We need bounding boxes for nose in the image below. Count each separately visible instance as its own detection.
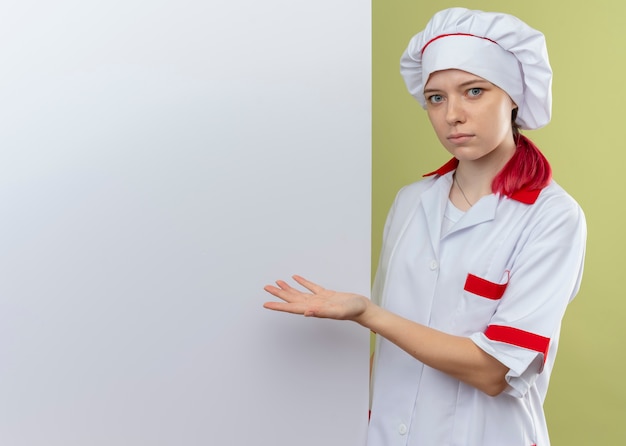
[445,97,466,125]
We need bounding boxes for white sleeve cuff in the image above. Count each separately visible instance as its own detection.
[470,332,544,398]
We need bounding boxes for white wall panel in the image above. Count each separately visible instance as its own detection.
[0,1,370,445]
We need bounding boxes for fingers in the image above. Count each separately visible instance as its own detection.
[263,284,291,301]
[263,276,321,301]
[262,276,344,320]
[262,301,308,315]
[292,275,324,294]
[262,276,323,315]
[263,280,301,299]
[275,280,292,291]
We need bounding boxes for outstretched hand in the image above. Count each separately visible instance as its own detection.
[263,275,369,321]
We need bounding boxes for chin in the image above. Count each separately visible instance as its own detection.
[446,147,484,161]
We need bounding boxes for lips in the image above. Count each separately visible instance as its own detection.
[447,133,474,144]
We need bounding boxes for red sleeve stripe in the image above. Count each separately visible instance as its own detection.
[485,325,550,361]
[464,273,508,300]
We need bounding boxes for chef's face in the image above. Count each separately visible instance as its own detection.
[423,69,517,163]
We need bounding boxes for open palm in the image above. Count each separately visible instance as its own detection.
[263,275,369,321]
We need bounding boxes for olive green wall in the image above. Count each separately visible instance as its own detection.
[373,1,626,444]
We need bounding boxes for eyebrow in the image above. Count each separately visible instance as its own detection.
[424,78,490,94]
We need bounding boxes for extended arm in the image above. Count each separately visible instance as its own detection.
[263,275,508,396]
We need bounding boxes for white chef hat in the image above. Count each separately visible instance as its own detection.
[400,7,552,130]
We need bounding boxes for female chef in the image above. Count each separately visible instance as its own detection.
[263,8,586,446]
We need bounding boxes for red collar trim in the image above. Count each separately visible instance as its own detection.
[422,158,543,205]
[508,188,542,205]
[423,158,458,177]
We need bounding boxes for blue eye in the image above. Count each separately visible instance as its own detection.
[428,94,444,104]
[468,87,482,97]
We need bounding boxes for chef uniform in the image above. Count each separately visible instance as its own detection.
[367,8,587,446]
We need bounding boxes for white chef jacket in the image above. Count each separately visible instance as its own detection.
[367,162,586,446]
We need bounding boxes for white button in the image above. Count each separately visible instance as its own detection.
[429,260,438,270]
[398,423,407,435]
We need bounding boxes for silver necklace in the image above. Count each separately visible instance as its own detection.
[454,174,473,207]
